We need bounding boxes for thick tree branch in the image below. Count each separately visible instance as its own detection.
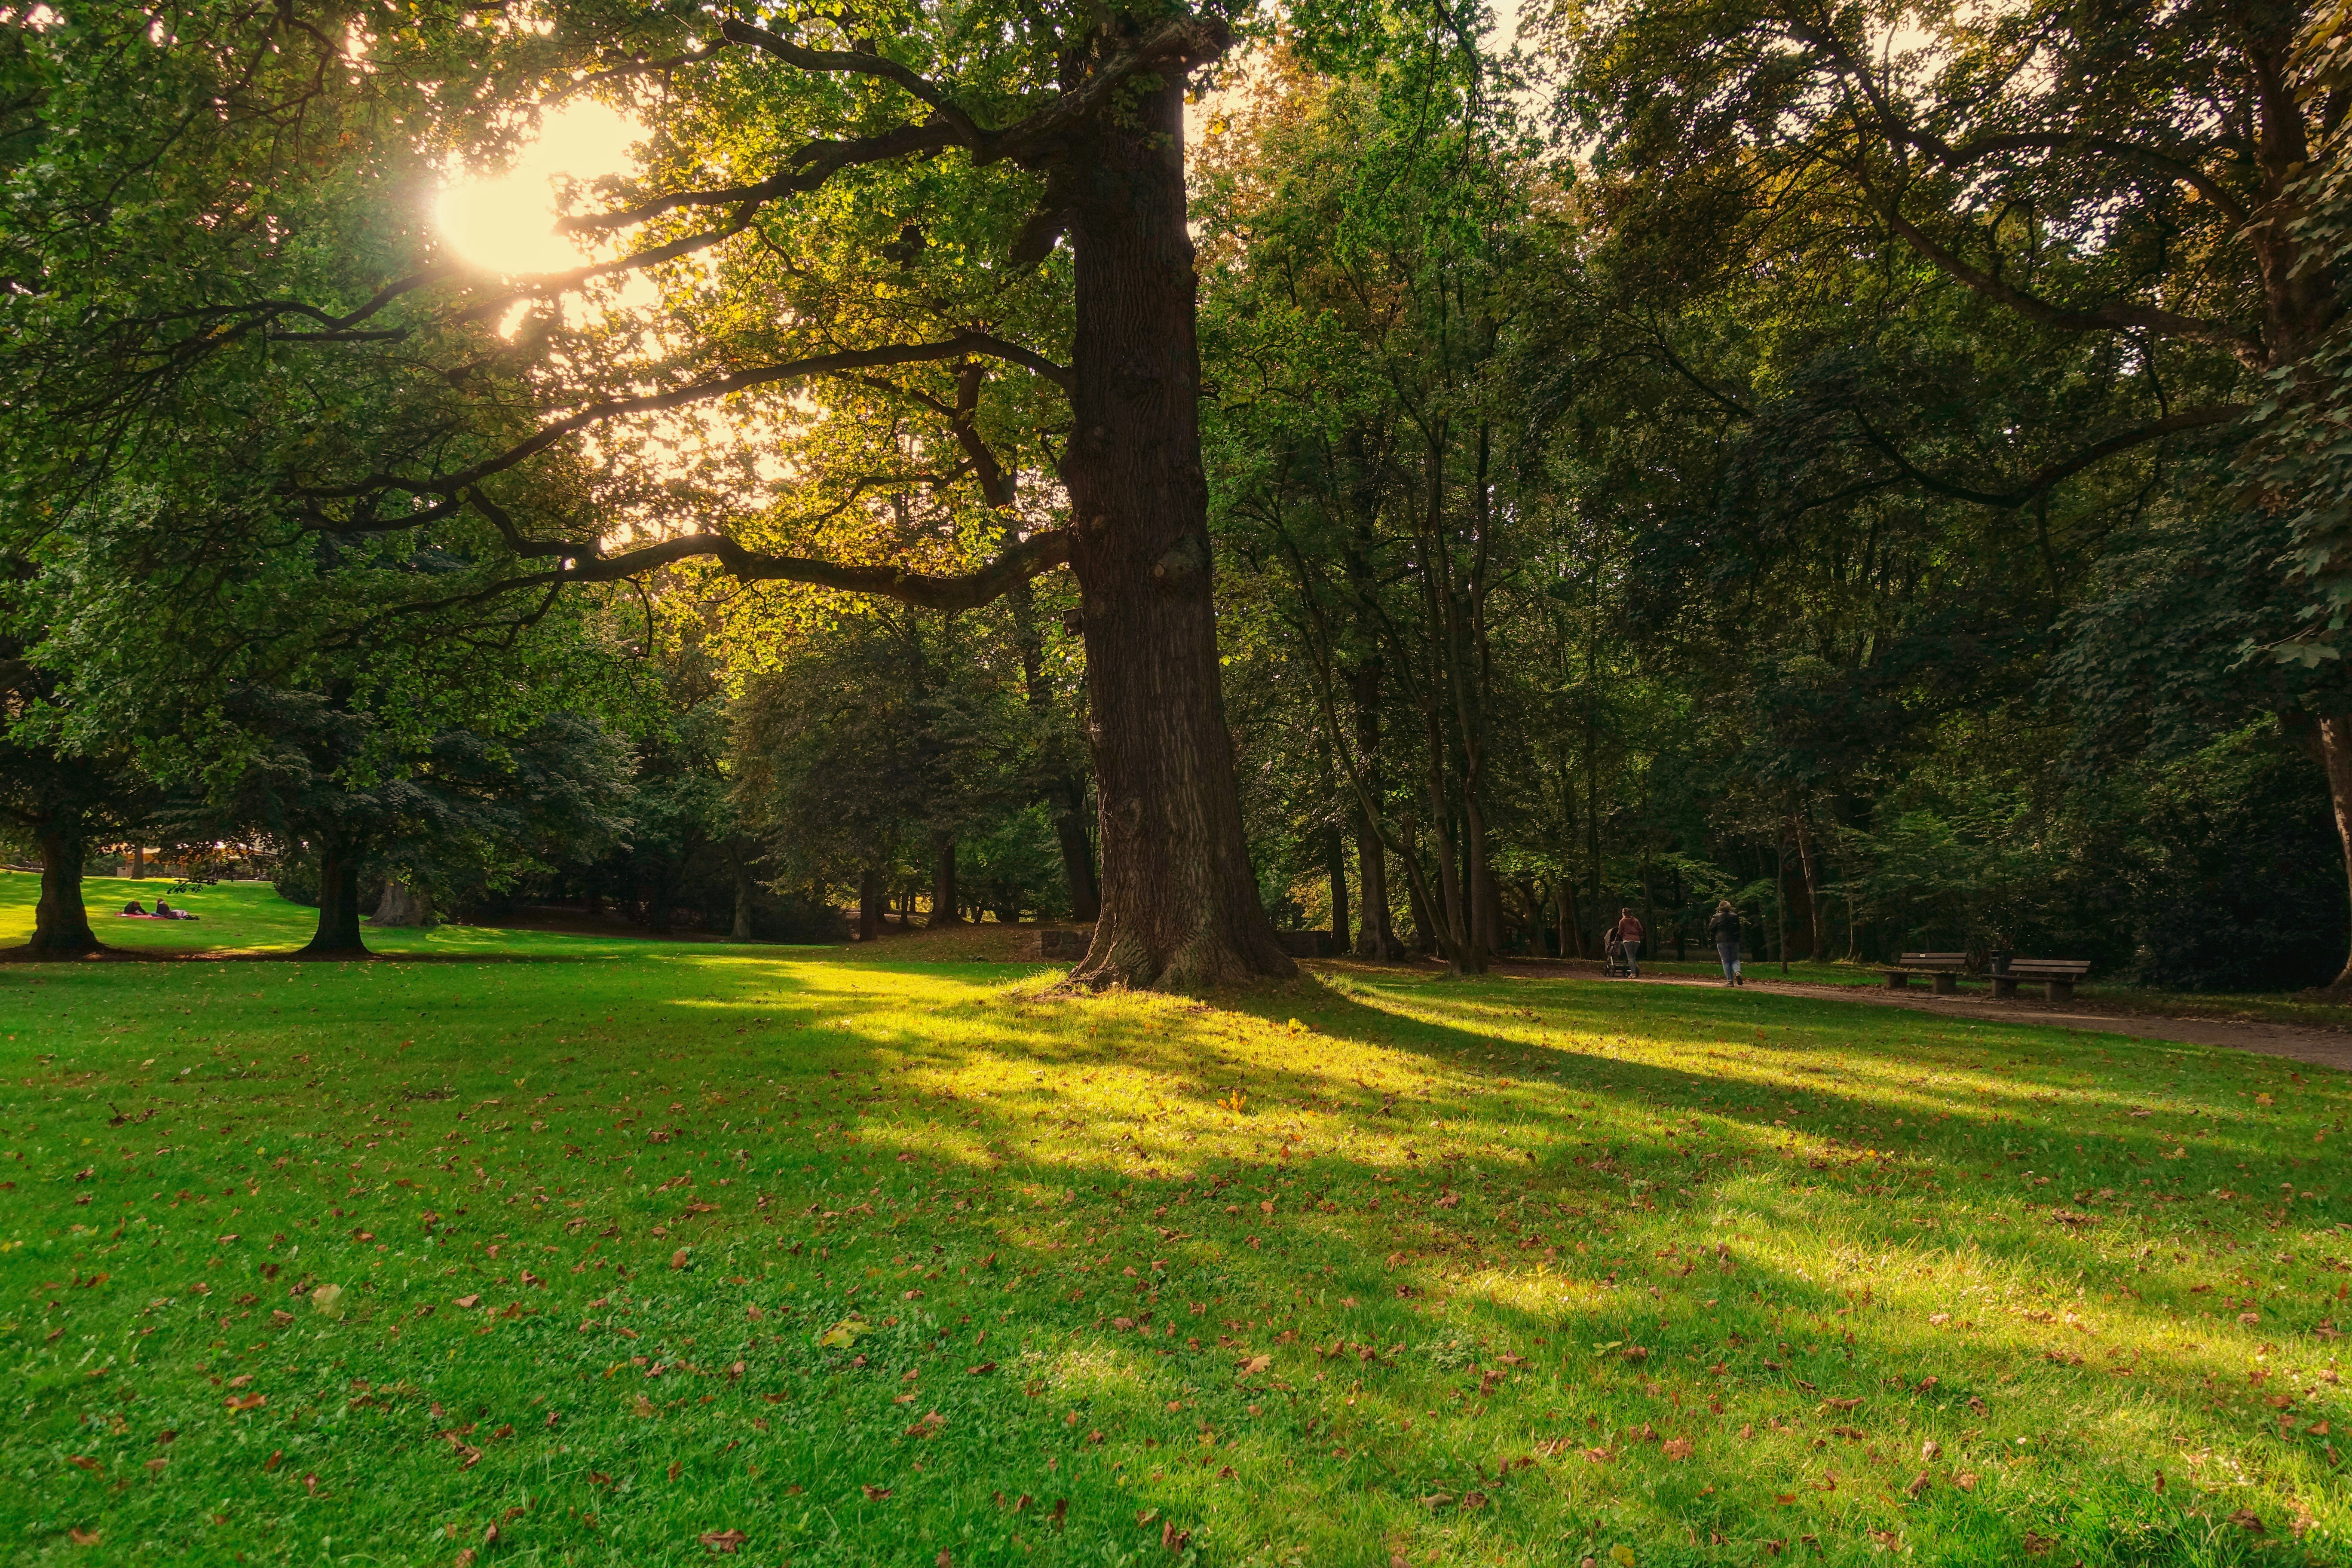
[490,522,1073,611]
[1851,403,2243,507]
[314,331,1069,499]
[559,10,1233,244]
[717,19,985,142]
[1911,131,2250,224]
[555,121,959,236]
[1878,206,2266,365]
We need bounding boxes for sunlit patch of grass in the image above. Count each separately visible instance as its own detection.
[0,872,2345,1564]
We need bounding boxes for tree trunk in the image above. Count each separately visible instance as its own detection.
[2320,715,2352,989]
[929,834,962,928]
[369,879,434,927]
[858,866,884,941]
[1323,821,1350,950]
[1793,813,1826,962]
[303,843,368,956]
[1060,70,1292,989]
[1052,797,1100,921]
[1355,805,1400,959]
[130,843,144,880]
[29,829,99,955]
[730,847,756,941]
[1348,664,1403,959]
[1774,832,1790,974]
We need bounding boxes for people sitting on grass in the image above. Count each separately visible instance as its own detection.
[151,899,198,921]
[120,900,147,916]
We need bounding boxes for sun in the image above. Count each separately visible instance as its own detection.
[436,101,641,276]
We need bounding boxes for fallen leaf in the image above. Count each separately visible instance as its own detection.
[1663,1438,1694,1460]
[863,1484,892,1501]
[699,1528,748,1553]
[1954,1472,1978,1491]
[2230,1509,2266,1534]
[1240,1355,1271,1376]
[454,1294,481,1309]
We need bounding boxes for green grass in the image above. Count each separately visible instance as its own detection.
[1613,952,2352,1031]
[6,873,2349,1566]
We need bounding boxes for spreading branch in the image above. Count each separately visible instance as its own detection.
[310,331,1069,499]
[1876,207,2266,366]
[464,493,1072,611]
[1850,403,2244,508]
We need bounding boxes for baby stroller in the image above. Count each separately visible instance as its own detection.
[1602,928,1634,978]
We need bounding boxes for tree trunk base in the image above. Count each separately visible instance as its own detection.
[1062,913,1296,992]
[31,833,100,957]
[302,847,370,957]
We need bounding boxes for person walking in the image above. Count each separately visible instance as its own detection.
[1708,899,1743,985]
[1613,908,1645,977]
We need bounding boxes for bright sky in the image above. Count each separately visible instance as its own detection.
[437,100,643,275]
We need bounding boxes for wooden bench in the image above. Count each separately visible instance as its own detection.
[1990,958,2091,1004]
[1881,952,1969,995]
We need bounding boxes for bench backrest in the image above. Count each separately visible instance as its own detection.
[1898,952,1967,968]
[2005,958,2091,977]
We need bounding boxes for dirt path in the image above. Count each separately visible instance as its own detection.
[1497,965,2352,1072]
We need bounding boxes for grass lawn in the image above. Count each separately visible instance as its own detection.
[5,873,2349,1566]
[1596,955,2352,1033]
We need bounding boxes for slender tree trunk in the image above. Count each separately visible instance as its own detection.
[1554,878,1578,962]
[1350,665,1401,959]
[2320,716,2352,989]
[29,830,99,955]
[1775,831,1790,974]
[730,846,756,941]
[130,844,144,881]
[1323,822,1350,949]
[1052,797,1100,921]
[859,866,884,942]
[1793,813,1826,962]
[929,834,962,928]
[1003,549,1101,923]
[1060,70,1291,988]
[303,842,367,956]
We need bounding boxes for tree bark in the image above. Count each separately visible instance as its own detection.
[1059,69,1292,989]
[2320,715,2352,989]
[1323,821,1350,951]
[130,844,144,880]
[1052,803,1100,922]
[929,834,962,927]
[730,845,756,941]
[369,879,434,927]
[1348,663,1403,959]
[1793,812,1826,962]
[859,865,884,942]
[303,842,368,956]
[29,829,99,955]
[1553,878,1576,962]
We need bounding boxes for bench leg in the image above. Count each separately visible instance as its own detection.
[1884,973,1908,990]
[1932,972,1957,996]
[1990,976,2018,1001]
[2046,980,2073,1004]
